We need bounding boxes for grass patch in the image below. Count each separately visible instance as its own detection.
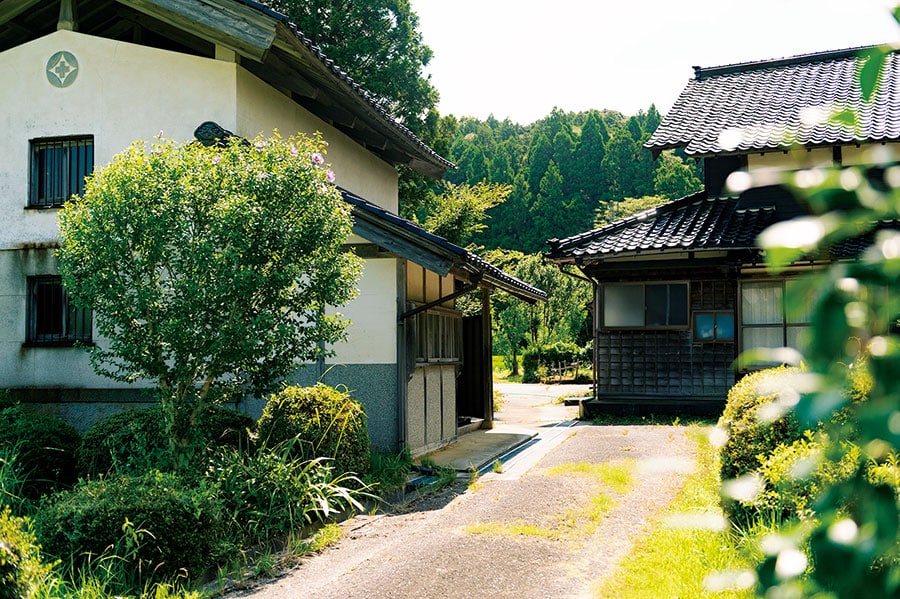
[464,520,558,539]
[589,413,717,426]
[545,461,634,494]
[290,522,343,555]
[466,460,635,542]
[592,428,754,599]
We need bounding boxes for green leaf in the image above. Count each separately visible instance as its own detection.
[858,47,888,103]
[831,108,858,128]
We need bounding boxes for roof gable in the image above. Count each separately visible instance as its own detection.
[0,0,452,177]
[646,45,900,157]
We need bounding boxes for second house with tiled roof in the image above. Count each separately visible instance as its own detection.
[545,46,900,412]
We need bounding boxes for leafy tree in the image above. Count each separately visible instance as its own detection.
[421,182,511,247]
[594,195,670,227]
[57,134,361,462]
[270,0,437,131]
[653,151,702,199]
[526,132,554,195]
[572,110,610,203]
[601,126,656,199]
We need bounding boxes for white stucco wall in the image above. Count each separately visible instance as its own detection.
[235,68,399,212]
[0,30,403,389]
[327,257,398,364]
[0,30,238,250]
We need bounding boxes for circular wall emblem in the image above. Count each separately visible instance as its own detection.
[46,51,79,87]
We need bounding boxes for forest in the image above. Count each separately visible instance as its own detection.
[268,0,705,369]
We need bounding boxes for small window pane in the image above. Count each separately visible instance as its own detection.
[27,276,91,345]
[742,326,782,350]
[716,313,735,340]
[647,284,688,326]
[742,282,782,325]
[784,279,813,324]
[695,313,715,340]
[604,285,643,327]
[786,325,808,350]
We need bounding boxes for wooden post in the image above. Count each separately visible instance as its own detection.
[58,0,76,31]
[481,286,493,429]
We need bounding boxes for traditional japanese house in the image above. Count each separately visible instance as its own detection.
[0,0,544,455]
[545,46,900,412]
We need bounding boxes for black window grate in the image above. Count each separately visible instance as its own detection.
[29,136,94,207]
[27,276,92,345]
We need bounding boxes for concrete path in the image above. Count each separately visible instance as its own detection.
[226,384,696,599]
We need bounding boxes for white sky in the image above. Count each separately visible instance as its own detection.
[409,0,900,124]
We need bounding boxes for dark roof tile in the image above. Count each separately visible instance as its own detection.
[647,46,900,156]
[545,192,778,262]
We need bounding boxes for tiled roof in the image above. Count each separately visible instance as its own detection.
[545,192,776,263]
[235,0,454,176]
[646,46,900,156]
[343,191,547,303]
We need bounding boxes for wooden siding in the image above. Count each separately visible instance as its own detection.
[595,276,738,400]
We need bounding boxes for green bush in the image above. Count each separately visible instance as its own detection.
[749,434,861,523]
[77,404,254,478]
[207,443,364,545]
[521,341,584,383]
[0,507,53,599]
[0,404,80,497]
[718,367,805,482]
[35,471,224,580]
[257,384,370,476]
[522,350,540,383]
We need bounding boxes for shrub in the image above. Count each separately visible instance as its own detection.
[257,384,370,476]
[522,350,540,383]
[35,471,224,580]
[751,434,862,523]
[0,404,80,497]
[718,367,805,482]
[77,404,254,478]
[208,442,364,545]
[0,507,53,599]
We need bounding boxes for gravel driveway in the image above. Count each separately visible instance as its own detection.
[227,385,697,599]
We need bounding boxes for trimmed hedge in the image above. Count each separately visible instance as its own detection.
[257,384,370,476]
[77,404,254,478]
[35,471,224,579]
[0,404,80,497]
[718,367,805,481]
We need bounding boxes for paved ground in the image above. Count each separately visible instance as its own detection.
[226,383,696,599]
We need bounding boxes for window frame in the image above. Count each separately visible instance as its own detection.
[739,278,811,352]
[692,310,735,342]
[25,275,92,347]
[411,306,462,365]
[601,281,690,330]
[28,135,94,209]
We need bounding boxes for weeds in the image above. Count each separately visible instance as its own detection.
[592,427,753,598]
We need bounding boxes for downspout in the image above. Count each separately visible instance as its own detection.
[555,263,599,402]
[395,260,408,451]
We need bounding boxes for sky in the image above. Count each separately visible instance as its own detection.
[408,0,900,125]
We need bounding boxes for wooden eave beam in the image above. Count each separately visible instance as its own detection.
[114,0,276,62]
[121,10,214,55]
[0,0,43,27]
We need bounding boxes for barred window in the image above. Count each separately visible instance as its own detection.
[413,309,462,363]
[29,136,94,207]
[27,276,92,345]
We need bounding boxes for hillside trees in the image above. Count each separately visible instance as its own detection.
[438,107,701,253]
